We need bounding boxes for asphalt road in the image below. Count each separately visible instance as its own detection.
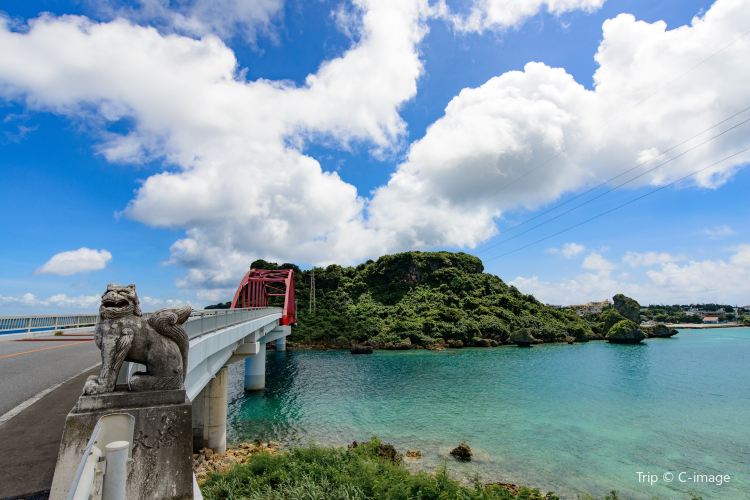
[0,367,99,499]
[0,336,100,416]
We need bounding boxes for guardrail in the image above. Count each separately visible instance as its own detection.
[0,314,98,335]
[183,307,282,340]
[0,307,281,337]
[68,413,134,500]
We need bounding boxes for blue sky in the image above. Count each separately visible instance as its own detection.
[1,0,749,312]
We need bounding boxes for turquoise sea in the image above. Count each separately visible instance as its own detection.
[224,328,750,499]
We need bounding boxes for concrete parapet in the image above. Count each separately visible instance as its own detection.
[50,389,193,500]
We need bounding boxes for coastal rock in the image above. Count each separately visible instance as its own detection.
[350,344,374,354]
[450,442,472,462]
[405,449,422,459]
[565,336,575,344]
[613,293,641,323]
[375,442,402,463]
[509,328,536,347]
[447,339,464,348]
[193,441,279,484]
[382,341,412,350]
[645,324,678,338]
[349,440,402,463]
[472,337,497,347]
[606,319,646,344]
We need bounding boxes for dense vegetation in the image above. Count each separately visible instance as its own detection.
[200,438,562,500]
[264,252,595,348]
[638,304,746,324]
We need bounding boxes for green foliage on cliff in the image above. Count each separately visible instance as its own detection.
[274,251,593,347]
[200,438,559,500]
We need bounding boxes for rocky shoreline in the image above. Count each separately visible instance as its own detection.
[193,439,527,496]
[193,440,281,483]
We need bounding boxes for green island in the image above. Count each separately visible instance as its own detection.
[210,251,704,348]
[256,251,595,348]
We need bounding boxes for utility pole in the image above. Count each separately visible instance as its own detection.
[309,270,316,314]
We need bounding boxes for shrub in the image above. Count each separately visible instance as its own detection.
[200,439,558,500]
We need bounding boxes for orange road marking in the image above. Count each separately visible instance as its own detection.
[0,341,91,361]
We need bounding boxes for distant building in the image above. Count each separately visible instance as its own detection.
[572,299,612,316]
[703,316,720,324]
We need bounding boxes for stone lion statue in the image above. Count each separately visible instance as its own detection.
[83,284,191,395]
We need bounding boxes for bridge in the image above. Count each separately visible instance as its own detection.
[0,267,297,499]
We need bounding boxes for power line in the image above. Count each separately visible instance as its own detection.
[473,28,750,231]
[477,112,750,252]
[483,144,750,262]
[483,104,750,242]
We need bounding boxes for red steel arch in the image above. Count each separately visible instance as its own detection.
[231,268,296,325]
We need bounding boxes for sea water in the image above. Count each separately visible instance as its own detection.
[225,328,750,499]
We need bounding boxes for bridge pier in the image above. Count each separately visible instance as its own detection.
[206,367,228,453]
[244,342,266,391]
[275,336,287,351]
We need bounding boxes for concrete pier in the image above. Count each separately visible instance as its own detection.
[244,342,266,391]
[275,336,287,351]
[206,367,228,453]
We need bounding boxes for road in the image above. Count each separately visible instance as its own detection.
[0,335,101,498]
[0,335,100,416]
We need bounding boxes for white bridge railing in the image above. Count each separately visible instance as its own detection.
[68,413,135,500]
[0,307,280,337]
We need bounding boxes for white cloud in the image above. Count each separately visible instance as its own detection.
[441,0,605,33]
[90,0,284,45]
[370,0,750,257]
[622,251,677,268]
[548,242,585,257]
[582,251,615,273]
[0,292,189,313]
[0,292,101,310]
[1,0,749,296]
[513,245,750,305]
[702,224,735,239]
[36,248,112,276]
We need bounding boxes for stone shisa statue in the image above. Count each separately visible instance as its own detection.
[83,284,191,394]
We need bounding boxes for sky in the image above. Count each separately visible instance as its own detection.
[1,0,749,312]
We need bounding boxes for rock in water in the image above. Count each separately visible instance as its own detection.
[645,324,678,338]
[450,442,472,462]
[350,345,373,354]
[405,449,422,459]
[509,328,536,347]
[606,319,646,344]
[613,293,641,323]
[375,442,402,463]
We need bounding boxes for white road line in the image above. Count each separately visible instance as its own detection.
[0,362,101,427]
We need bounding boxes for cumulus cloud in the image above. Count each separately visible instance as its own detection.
[373,0,750,254]
[1,0,749,297]
[0,1,427,291]
[90,0,284,45]
[0,292,188,313]
[36,248,112,276]
[0,292,101,310]
[440,0,605,33]
[513,245,750,305]
[548,242,585,257]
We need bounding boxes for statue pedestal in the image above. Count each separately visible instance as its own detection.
[50,389,193,500]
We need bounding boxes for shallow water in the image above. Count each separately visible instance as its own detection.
[225,328,750,499]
